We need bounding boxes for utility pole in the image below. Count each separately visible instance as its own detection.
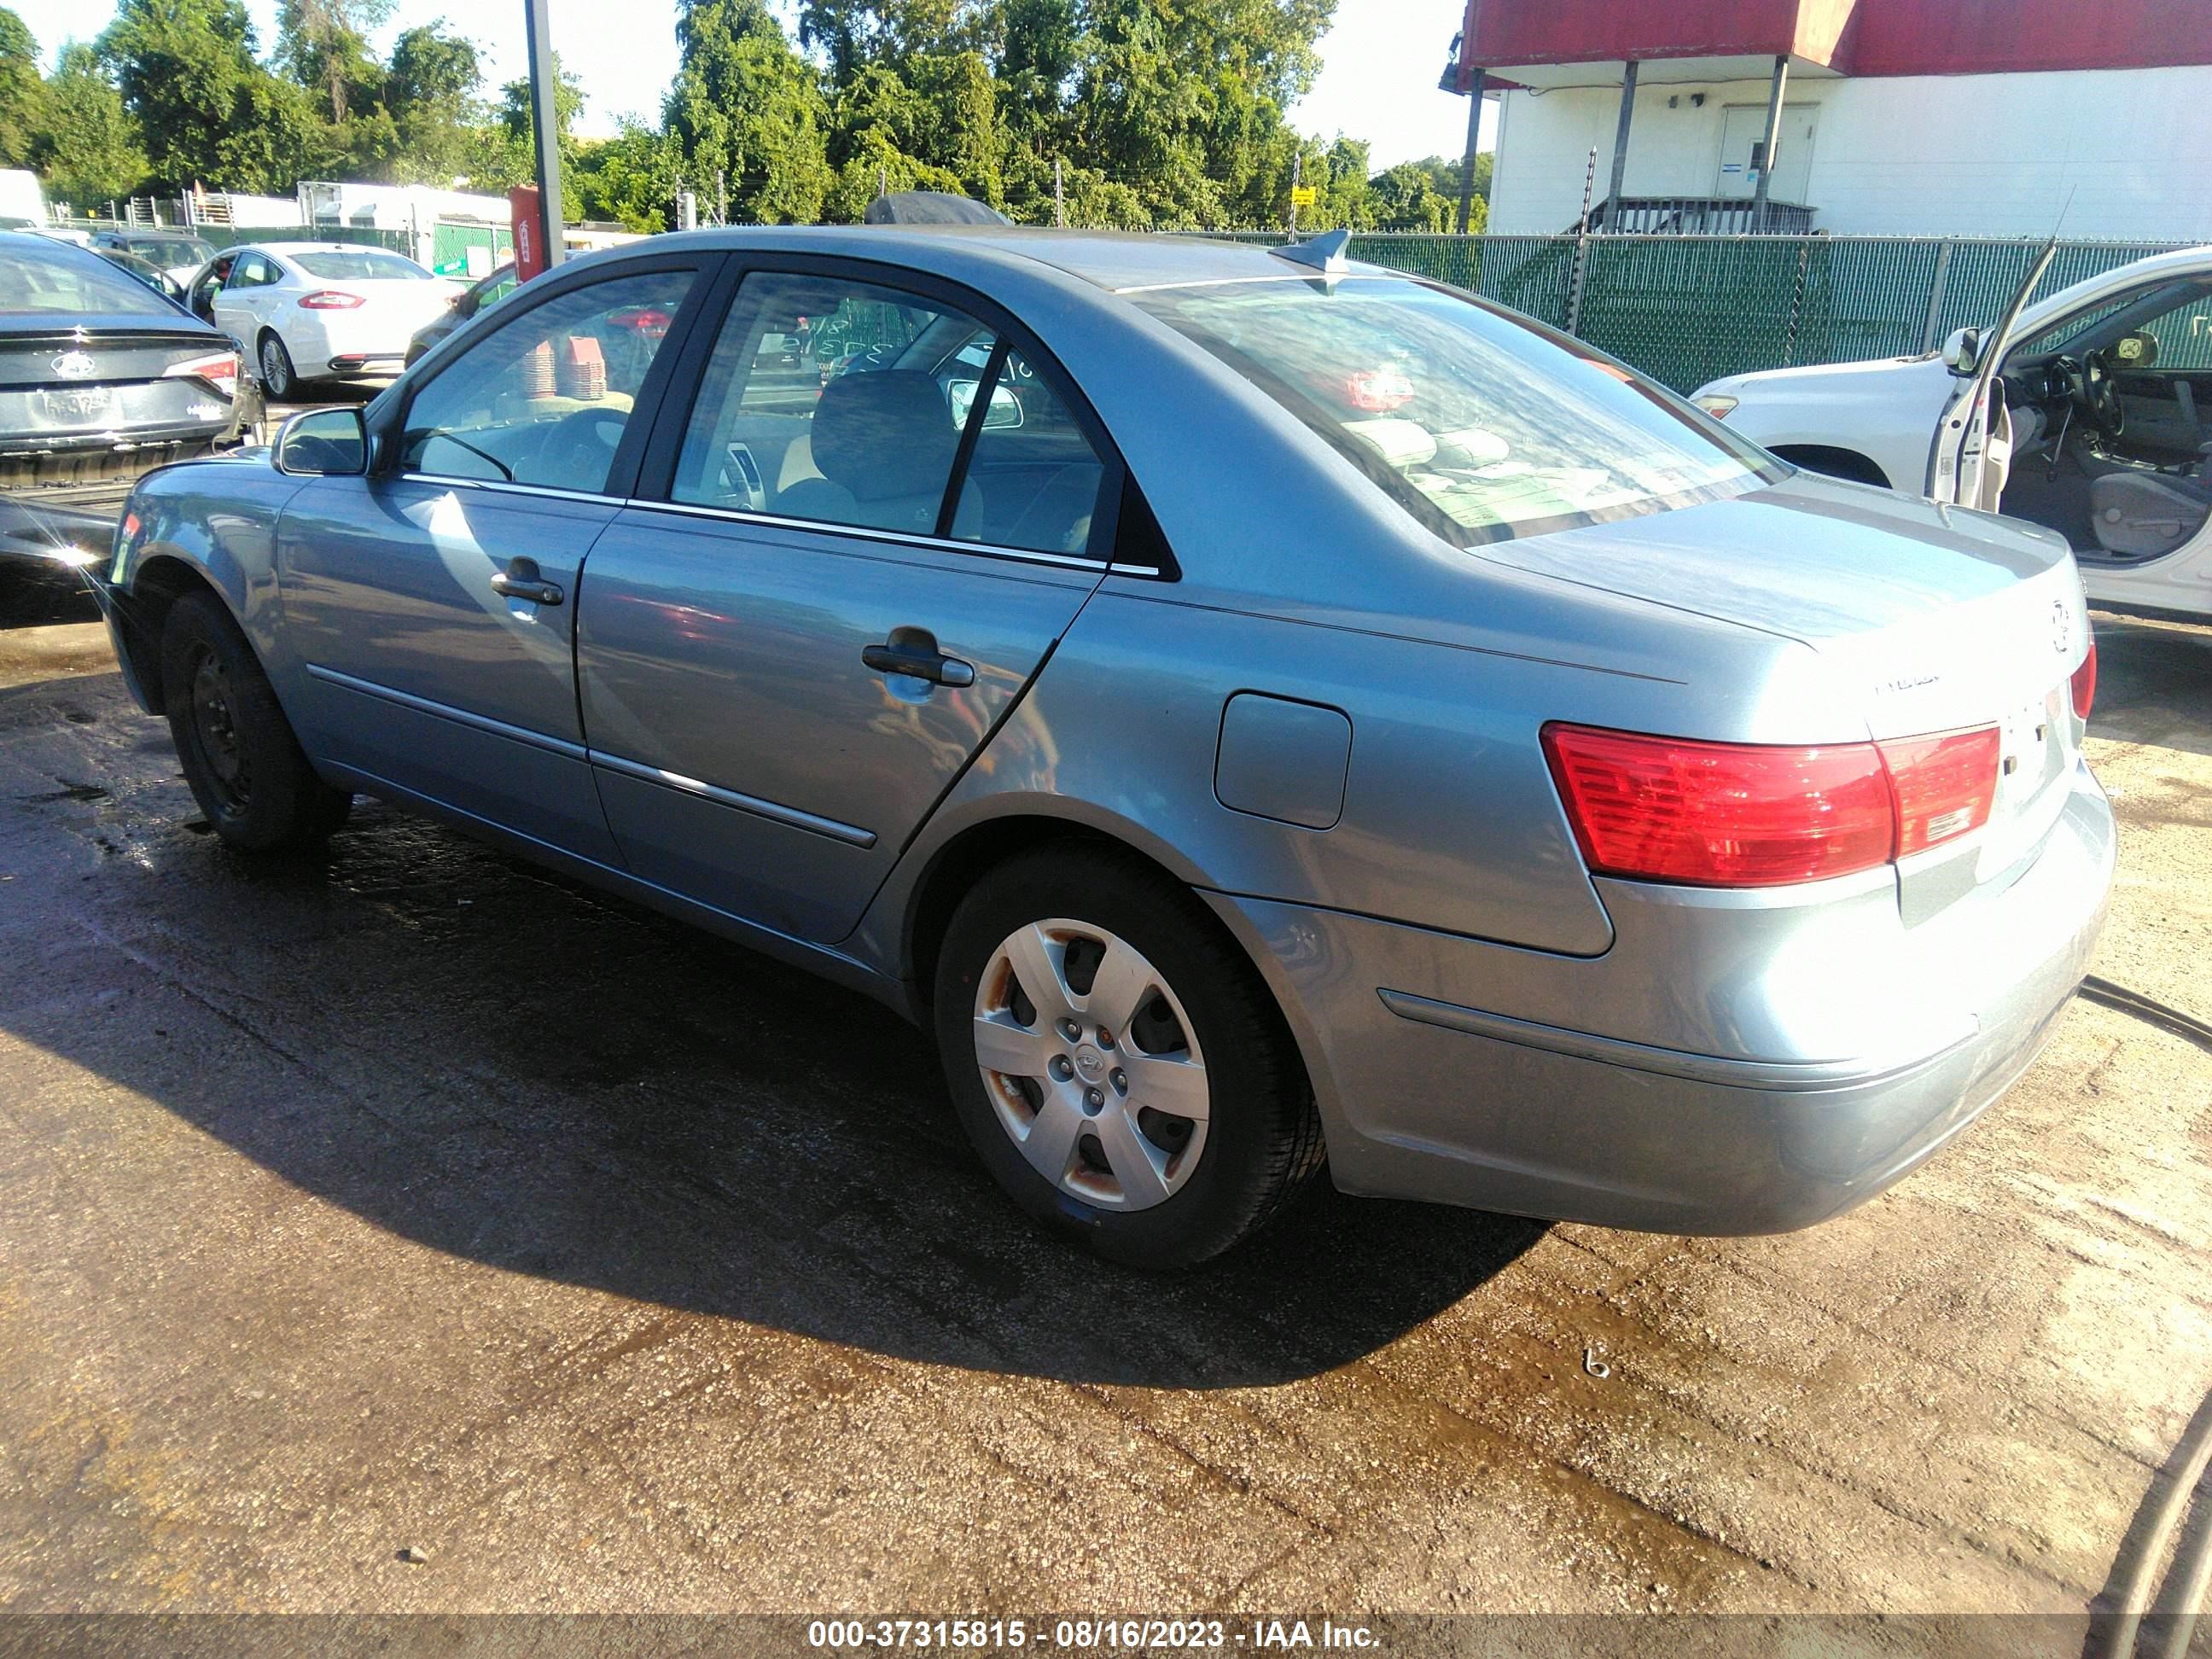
[716,169,728,227]
[1289,151,1301,238]
[1452,0,1487,236]
[1605,60,1639,231]
[1749,54,1791,232]
[1054,158,1065,228]
[522,0,564,270]
[1455,71,1487,235]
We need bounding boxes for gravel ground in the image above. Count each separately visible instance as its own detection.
[0,604,2205,1632]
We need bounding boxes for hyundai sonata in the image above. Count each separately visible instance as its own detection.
[100,224,2113,1269]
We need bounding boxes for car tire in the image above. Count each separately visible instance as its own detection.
[257,332,297,402]
[932,845,1325,1270]
[160,591,352,852]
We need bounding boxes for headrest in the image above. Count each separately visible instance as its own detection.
[812,370,958,501]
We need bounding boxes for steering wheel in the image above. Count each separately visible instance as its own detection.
[2074,350,2125,439]
[537,408,629,486]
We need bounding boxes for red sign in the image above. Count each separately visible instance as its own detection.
[510,186,544,283]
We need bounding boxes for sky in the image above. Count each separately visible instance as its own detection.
[13,0,1495,164]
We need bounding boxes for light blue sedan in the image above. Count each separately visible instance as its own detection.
[100,226,2114,1269]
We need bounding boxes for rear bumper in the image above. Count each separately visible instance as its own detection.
[1218,760,2115,1234]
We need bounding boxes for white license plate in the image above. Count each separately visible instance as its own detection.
[40,386,113,424]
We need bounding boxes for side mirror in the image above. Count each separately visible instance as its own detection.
[275,406,368,477]
[1941,327,1983,376]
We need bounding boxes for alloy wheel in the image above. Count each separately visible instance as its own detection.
[971,918,1210,1212]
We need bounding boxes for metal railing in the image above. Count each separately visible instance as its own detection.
[1586,196,1817,236]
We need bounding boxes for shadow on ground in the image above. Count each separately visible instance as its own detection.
[1,672,1543,1389]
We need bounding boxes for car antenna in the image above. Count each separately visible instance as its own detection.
[1272,229,1353,282]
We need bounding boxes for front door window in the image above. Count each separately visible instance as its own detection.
[399,271,695,494]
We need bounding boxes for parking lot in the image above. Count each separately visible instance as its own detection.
[0,546,2203,1625]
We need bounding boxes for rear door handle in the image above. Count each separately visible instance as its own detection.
[863,640,975,688]
[490,556,563,606]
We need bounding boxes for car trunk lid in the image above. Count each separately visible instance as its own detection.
[1486,470,2092,902]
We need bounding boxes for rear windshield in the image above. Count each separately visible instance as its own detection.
[290,249,433,281]
[1132,276,1783,546]
[131,236,214,265]
[0,240,180,316]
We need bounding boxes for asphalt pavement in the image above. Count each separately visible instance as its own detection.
[0,602,2206,1627]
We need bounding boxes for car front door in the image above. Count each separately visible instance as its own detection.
[574,262,1122,945]
[212,251,273,343]
[189,253,235,327]
[1928,243,2056,509]
[275,256,714,864]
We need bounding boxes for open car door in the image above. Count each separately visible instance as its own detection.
[1926,242,2058,509]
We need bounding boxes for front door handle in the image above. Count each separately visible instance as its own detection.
[863,639,975,688]
[490,556,563,606]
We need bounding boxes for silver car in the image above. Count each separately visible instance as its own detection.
[100,227,2114,1270]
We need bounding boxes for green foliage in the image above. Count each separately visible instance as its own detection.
[33,43,151,209]
[20,0,1492,244]
[1369,160,1454,232]
[97,0,319,194]
[573,120,683,232]
[0,6,44,167]
[382,23,486,185]
[276,0,392,125]
[665,0,832,224]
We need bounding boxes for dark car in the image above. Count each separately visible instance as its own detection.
[96,247,189,304]
[404,261,516,366]
[0,230,261,569]
[90,228,219,286]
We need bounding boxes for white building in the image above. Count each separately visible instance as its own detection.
[1444,0,2212,241]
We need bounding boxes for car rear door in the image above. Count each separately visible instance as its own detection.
[574,258,1122,945]
[275,254,717,863]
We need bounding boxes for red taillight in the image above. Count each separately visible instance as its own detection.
[2071,637,2097,721]
[1543,721,2001,888]
[162,350,238,399]
[1879,727,2002,857]
[298,289,365,309]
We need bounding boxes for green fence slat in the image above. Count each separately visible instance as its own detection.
[1310,232,2201,393]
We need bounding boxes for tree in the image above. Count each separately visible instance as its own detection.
[98,0,320,194]
[383,22,486,184]
[32,44,150,210]
[1369,160,1455,233]
[0,7,43,167]
[276,0,393,124]
[573,119,681,230]
[664,0,831,224]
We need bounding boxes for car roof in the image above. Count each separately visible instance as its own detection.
[640,224,1385,296]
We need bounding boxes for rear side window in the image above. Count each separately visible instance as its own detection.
[1134,276,1783,547]
[672,271,1110,556]
[0,241,178,316]
[399,270,695,492]
[293,249,433,282]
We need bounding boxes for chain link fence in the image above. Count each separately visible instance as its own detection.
[1195,231,2204,393]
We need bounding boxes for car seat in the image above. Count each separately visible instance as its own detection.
[776,370,958,535]
[2087,442,2212,559]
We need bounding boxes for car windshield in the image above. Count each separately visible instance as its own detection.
[1132,276,1783,546]
[0,239,181,316]
[290,249,433,281]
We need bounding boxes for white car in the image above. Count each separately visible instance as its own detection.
[188,242,457,399]
[1696,244,2212,623]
